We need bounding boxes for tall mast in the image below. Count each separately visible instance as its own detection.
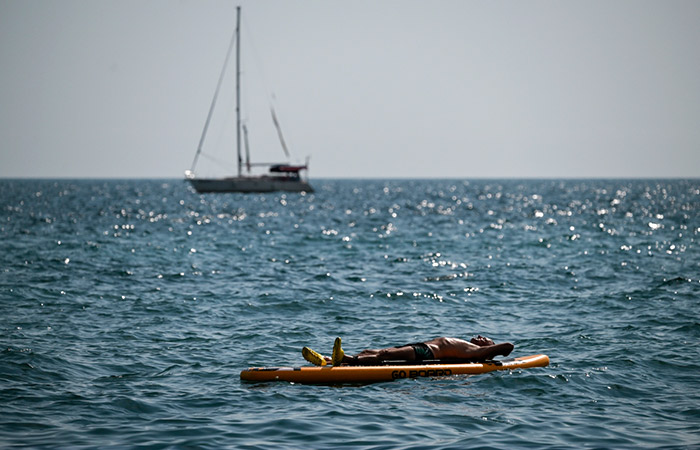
[235,6,242,177]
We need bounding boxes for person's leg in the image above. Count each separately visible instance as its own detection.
[349,345,416,365]
[306,339,413,366]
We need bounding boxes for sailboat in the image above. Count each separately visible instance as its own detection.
[185,6,313,193]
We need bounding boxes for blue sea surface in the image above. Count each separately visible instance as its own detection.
[1,179,699,448]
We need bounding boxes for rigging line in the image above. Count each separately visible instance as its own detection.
[241,15,274,105]
[190,20,238,173]
[241,14,294,160]
[270,107,290,158]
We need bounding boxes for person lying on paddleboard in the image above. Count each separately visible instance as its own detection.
[302,336,514,366]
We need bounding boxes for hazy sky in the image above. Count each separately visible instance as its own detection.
[1,0,699,179]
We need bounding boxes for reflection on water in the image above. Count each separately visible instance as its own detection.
[1,179,699,448]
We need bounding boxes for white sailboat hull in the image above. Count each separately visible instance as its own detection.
[188,176,313,193]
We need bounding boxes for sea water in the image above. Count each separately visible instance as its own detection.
[1,179,698,448]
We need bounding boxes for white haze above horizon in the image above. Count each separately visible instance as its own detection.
[1,0,699,179]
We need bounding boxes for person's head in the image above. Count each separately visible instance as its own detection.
[470,335,495,347]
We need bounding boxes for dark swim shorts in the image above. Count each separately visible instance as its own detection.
[409,342,435,361]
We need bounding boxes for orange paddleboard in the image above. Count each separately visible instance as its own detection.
[241,354,549,384]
